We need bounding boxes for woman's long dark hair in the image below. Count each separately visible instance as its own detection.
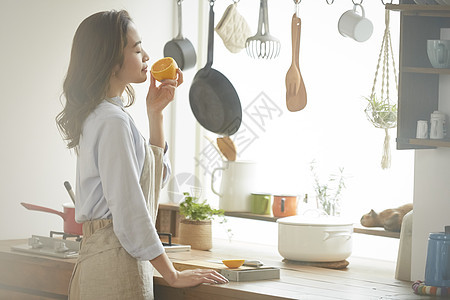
[56,10,135,151]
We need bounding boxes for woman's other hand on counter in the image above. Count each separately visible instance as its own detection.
[169,269,229,288]
[151,252,228,288]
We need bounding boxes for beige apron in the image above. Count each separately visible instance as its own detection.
[68,144,165,300]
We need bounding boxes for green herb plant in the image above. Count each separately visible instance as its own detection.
[310,161,346,217]
[179,192,224,221]
[179,192,233,241]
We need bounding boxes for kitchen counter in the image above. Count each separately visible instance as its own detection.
[0,238,419,299]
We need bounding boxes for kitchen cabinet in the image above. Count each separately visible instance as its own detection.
[386,1,450,149]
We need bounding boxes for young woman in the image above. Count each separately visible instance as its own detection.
[56,10,228,299]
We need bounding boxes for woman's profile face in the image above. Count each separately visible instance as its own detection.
[114,23,150,85]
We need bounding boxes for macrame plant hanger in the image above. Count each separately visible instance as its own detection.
[365,9,398,170]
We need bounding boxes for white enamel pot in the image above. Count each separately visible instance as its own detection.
[277,216,353,262]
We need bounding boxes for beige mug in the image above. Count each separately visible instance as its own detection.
[338,4,373,42]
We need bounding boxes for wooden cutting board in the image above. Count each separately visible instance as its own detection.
[281,259,349,270]
[172,260,280,281]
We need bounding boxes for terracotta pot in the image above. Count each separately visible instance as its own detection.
[179,219,212,250]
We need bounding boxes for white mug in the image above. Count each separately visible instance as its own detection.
[338,4,373,42]
[416,120,428,139]
[430,111,446,139]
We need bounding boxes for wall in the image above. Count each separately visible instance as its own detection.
[411,74,450,281]
[0,0,180,239]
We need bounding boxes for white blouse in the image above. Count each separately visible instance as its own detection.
[75,97,169,261]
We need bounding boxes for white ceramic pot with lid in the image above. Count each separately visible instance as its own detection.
[277,215,353,262]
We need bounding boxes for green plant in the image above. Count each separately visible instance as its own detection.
[364,93,397,129]
[310,161,346,216]
[364,93,397,169]
[179,192,233,241]
[179,192,224,221]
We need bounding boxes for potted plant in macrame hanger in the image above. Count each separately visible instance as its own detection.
[364,9,398,170]
[178,192,224,251]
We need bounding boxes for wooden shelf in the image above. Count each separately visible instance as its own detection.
[159,205,399,238]
[386,4,450,17]
[409,138,450,147]
[224,211,278,222]
[224,212,400,238]
[403,66,450,74]
[353,225,400,239]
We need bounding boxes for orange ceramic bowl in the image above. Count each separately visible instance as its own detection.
[222,259,245,269]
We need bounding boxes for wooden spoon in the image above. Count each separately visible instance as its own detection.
[203,135,225,161]
[285,13,307,112]
[217,137,236,161]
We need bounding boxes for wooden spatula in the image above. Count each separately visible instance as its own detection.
[217,137,236,161]
[285,13,307,112]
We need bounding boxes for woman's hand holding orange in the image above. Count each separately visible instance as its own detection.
[146,68,183,115]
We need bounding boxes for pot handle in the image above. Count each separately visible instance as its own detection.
[323,230,352,241]
[211,167,225,197]
[21,202,66,220]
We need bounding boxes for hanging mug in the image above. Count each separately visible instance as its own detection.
[338,4,373,42]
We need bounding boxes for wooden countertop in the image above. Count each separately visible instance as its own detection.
[0,238,419,299]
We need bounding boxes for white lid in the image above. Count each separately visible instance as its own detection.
[63,202,75,208]
[277,215,353,227]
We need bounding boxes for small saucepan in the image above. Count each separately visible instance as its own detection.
[21,202,82,235]
[163,0,196,70]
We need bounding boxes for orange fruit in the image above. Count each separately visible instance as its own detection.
[222,259,245,269]
[151,57,178,82]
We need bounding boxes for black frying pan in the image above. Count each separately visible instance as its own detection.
[189,1,242,136]
[164,0,196,70]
